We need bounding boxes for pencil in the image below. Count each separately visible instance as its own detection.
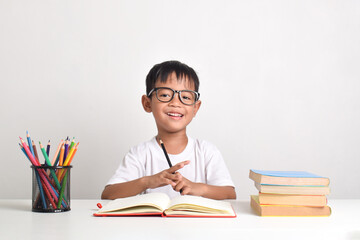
[39,142,61,190]
[57,171,69,209]
[59,143,65,166]
[159,139,172,167]
[63,144,76,166]
[19,144,47,209]
[64,138,69,160]
[26,131,35,159]
[69,137,75,151]
[58,143,76,180]
[159,139,183,194]
[32,140,40,165]
[20,138,58,206]
[66,142,79,166]
[56,144,65,179]
[58,142,79,182]
[46,140,51,157]
[20,137,39,166]
[51,140,63,166]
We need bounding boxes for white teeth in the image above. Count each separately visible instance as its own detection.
[167,113,183,117]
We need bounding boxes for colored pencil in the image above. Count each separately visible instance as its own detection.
[46,140,51,157]
[20,138,58,206]
[26,131,35,158]
[57,171,69,209]
[64,138,69,160]
[32,140,40,165]
[58,144,75,180]
[69,137,75,151]
[39,142,61,190]
[63,145,76,166]
[53,151,60,167]
[20,137,39,166]
[20,144,47,209]
[51,140,63,166]
[58,142,78,181]
[66,142,79,166]
[59,143,65,166]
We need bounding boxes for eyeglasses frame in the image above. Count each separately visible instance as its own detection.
[147,87,200,106]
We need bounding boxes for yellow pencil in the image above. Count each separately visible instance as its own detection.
[63,145,76,167]
[58,143,77,181]
[66,142,79,166]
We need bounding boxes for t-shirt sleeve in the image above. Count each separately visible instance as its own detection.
[204,142,235,187]
[106,147,145,186]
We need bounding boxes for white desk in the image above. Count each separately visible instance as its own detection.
[1,199,360,240]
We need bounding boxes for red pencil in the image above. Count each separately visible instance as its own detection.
[20,137,39,166]
[20,137,60,203]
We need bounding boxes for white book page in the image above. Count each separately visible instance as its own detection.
[167,195,233,214]
[98,192,170,213]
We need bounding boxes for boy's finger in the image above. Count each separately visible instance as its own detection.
[174,181,184,192]
[168,160,190,173]
[181,187,190,195]
[165,172,179,181]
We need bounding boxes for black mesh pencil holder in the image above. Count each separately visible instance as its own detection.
[31,165,72,213]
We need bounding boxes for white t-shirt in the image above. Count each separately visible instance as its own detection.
[107,137,235,198]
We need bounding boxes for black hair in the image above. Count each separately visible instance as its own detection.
[145,60,199,95]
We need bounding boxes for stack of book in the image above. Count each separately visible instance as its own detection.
[249,169,331,216]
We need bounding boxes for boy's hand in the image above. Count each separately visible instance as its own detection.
[146,160,190,189]
[172,173,203,196]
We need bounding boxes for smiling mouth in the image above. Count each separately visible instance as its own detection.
[167,112,184,118]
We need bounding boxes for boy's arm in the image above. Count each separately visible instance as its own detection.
[173,174,236,200]
[196,184,236,200]
[101,177,149,200]
[101,160,190,199]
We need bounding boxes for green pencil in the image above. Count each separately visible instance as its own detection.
[57,171,68,209]
[39,142,61,190]
[68,137,75,151]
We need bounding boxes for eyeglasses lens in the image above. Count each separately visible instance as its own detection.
[156,88,196,105]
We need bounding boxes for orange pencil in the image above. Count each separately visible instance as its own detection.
[51,140,63,166]
[56,144,65,179]
[58,143,78,181]
[59,143,75,181]
[59,143,65,166]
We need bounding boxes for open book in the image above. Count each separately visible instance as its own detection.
[94,193,236,218]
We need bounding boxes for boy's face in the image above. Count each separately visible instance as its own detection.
[142,72,201,136]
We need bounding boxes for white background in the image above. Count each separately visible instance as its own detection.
[1,0,359,199]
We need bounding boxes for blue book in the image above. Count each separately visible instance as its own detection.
[249,169,330,186]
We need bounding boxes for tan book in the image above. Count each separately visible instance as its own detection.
[249,169,330,186]
[254,182,330,195]
[251,195,331,217]
[94,193,236,218]
[258,193,327,207]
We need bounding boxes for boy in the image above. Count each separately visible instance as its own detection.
[101,60,236,200]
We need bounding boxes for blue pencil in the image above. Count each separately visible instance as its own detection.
[26,131,35,158]
[46,140,51,158]
[20,144,47,209]
[63,138,69,161]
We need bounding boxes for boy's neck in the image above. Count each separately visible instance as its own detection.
[156,133,188,155]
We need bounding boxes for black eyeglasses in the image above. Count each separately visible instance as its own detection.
[147,87,200,106]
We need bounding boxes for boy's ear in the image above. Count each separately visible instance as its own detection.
[142,95,152,113]
[193,100,201,117]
